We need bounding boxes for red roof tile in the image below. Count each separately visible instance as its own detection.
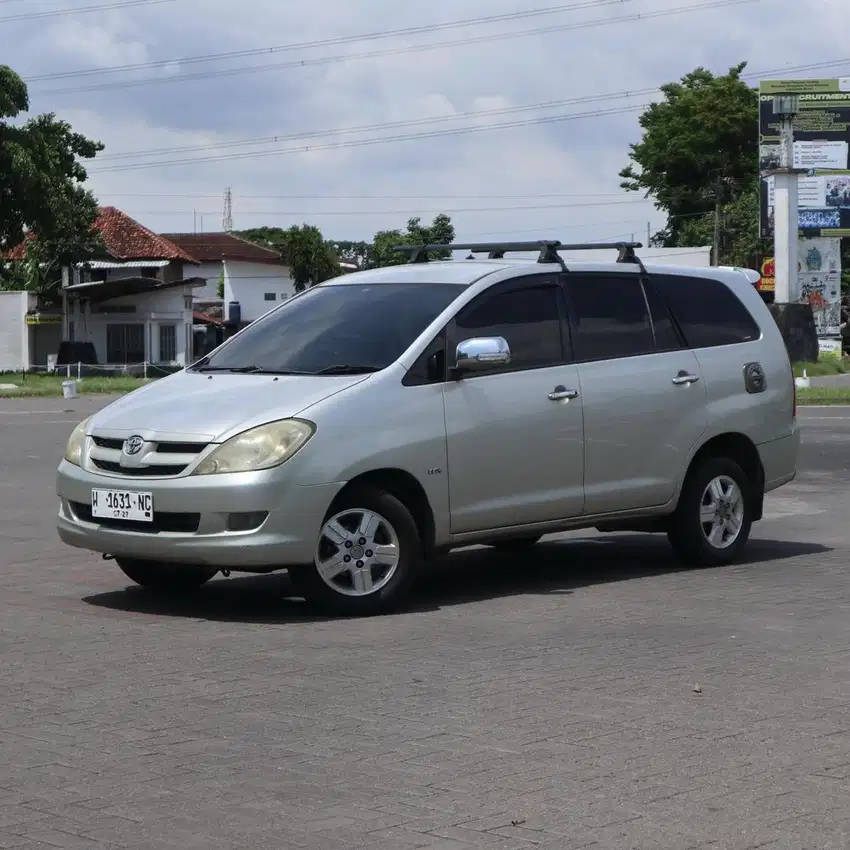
[162,232,284,265]
[97,207,198,263]
[2,207,198,264]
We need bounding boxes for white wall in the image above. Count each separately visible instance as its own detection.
[0,291,32,371]
[69,285,196,365]
[194,260,295,321]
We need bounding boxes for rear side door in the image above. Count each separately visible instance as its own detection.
[442,274,585,534]
[564,273,708,515]
[652,273,785,445]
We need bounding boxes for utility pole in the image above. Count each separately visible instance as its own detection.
[768,94,817,361]
[712,178,722,266]
[222,187,233,232]
[646,221,651,247]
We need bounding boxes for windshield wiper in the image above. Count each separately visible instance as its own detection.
[195,364,309,374]
[314,365,382,375]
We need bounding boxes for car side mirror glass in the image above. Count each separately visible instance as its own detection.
[453,336,511,375]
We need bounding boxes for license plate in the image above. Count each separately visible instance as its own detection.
[91,489,153,522]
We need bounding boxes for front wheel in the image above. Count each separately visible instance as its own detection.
[667,456,753,566]
[289,487,422,616]
[115,558,218,592]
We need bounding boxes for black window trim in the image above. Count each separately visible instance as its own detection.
[563,271,674,364]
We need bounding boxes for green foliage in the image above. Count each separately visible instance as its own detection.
[330,240,372,269]
[370,214,455,268]
[620,63,760,253]
[676,181,763,267]
[0,65,104,295]
[239,224,340,291]
[216,270,225,299]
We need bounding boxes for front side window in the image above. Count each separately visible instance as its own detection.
[453,282,565,373]
[193,282,462,375]
[653,274,761,348]
[567,275,655,361]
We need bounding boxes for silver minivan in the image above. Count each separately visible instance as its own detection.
[57,241,799,615]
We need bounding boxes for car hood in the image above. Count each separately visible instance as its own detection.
[88,370,370,441]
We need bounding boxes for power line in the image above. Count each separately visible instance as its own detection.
[23,0,640,81]
[96,91,649,162]
[87,103,646,173]
[0,0,173,22]
[115,199,653,216]
[89,53,850,168]
[33,0,753,96]
[98,191,633,200]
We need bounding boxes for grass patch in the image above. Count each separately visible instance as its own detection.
[0,373,152,398]
[797,385,850,405]
[792,359,850,377]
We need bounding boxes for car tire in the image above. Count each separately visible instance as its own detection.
[667,456,753,567]
[491,535,542,551]
[116,558,218,592]
[289,486,422,616]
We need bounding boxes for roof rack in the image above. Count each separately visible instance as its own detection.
[392,240,645,273]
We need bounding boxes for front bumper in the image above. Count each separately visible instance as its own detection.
[56,460,344,567]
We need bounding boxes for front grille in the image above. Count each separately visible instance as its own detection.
[70,502,200,533]
[88,434,210,477]
[90,460,186,476]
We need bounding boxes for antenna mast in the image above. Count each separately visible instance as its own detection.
[222,187,233,232]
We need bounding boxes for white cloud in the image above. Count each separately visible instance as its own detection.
[5,0,841,242]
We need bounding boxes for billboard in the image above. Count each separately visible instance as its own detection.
[759,79,850,237]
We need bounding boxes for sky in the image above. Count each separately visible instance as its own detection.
[3,0,847,246]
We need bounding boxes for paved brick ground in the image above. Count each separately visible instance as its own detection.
[2,398,850,849]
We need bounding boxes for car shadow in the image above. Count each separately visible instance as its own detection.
[80,534,830,625]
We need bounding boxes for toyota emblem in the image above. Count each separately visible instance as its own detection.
[123,435,145,455]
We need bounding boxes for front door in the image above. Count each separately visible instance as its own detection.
[443,275,585,534]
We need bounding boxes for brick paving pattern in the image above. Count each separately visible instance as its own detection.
[2,398,850,849]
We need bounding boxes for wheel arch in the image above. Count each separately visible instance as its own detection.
[681,432,765,520]
[333,468,437,556]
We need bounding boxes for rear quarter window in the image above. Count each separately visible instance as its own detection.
[652,274,761,348]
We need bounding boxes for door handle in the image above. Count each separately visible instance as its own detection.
[672,374,700,385]
[548,386,579,400]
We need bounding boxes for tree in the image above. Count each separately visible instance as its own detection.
[240,224,341,291]
[0,65,104,296]
[676,181,762,268]
[370,214,455,267]
[619,62,760,258]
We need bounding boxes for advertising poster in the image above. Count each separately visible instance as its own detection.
[759,79,850,237]
[795,237,842,336]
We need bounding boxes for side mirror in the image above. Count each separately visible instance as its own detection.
[453,336,510,375]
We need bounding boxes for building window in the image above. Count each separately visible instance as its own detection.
[141,266,159,279]
[106,324,145,364]
[159,324,177,362]
[68,321,75,342]
[264,292,276,301]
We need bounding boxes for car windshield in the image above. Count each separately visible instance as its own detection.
[193,282,462,375]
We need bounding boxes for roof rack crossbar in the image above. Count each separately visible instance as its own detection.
[391,241,644,272]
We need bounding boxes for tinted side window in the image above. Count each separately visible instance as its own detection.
[567,275,656,361]
[654,274,761,348]
[454,283,564,372]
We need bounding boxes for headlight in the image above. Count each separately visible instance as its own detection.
[64,417,90,466]
[193,419,314,475]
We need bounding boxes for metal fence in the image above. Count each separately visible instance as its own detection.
[17,362,183,379]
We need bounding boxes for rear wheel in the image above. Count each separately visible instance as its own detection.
[668,456,753,566]
[115,558,218,592]
[289,486,421,616]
